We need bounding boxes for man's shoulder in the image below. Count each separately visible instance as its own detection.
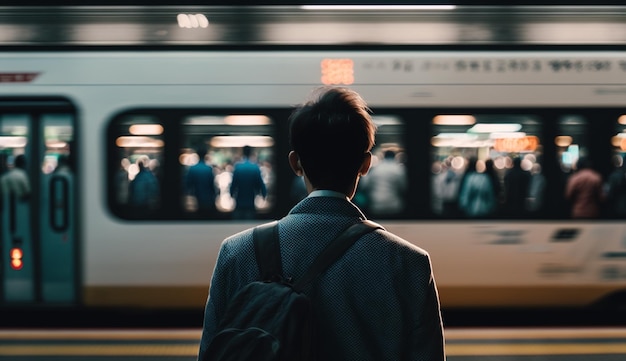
[223,226,255,246]
[222,221,278,248]
[377,229,430,258]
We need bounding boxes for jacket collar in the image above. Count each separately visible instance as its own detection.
[288,195,367,219]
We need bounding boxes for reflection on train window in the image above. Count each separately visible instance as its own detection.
[354,115,407,218]
[180,115,274,219]
[113,115,164,216]
[430,114,543,219]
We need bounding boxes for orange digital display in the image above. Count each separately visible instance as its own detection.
[494,136,539,152]
[321,58,354,85]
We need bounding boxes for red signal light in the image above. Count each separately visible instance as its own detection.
[10,248,23,270]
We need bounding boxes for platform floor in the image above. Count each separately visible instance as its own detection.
[2,327,626,360]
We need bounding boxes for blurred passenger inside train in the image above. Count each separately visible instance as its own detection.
[458,157,497,218]
[128,156,160,212]
[359,149,407,216]
[0,154,31,202]
[431,157,462,217]
[484,158,502,211]
[54,154,73,175]
[185,146,218,214]
[565,156,605,219]
[229,145,267,220]
[199,87,445,361]
[606,155,626,218]
[503,157,531,218]
[527,163,546,216]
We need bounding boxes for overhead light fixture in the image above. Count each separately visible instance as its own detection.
[555,135,573,147]
[432,115,476,125]
[210,136,274,148]
[129,124,164,135]
[468,123,522,133]
[177,14,209,29]
[489,132,526,139]
[224,115,272,126]
[0,136,27,148]
[116,136,164,148]
[301,5,456,10]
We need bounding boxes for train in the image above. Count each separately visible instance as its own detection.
[3,5,626,311]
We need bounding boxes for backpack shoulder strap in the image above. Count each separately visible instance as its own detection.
[253,220,281,281]
[293,219,384,292]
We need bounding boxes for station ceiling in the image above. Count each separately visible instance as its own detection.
[2,5,626,46]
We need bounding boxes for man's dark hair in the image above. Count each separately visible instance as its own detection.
[384,150,396,160]
[14,154,26,169]
[197,146,208,160]
[242,145,252,158]
[289,87,376,192]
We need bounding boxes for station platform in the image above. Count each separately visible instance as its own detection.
[2,327,626,360]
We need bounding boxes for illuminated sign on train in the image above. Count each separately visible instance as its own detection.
[493,135,539,152]
[321,58,354,85]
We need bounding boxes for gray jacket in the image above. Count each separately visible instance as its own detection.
[199,193,445,360]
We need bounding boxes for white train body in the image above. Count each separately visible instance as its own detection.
[2,50,626,309]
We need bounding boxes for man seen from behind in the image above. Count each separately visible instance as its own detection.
[198,87,445,360]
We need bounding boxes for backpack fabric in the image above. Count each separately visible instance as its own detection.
[203,220,383,361]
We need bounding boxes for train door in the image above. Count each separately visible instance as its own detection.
[0,98,77,305]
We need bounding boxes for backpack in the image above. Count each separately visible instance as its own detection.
[204,219,383,361]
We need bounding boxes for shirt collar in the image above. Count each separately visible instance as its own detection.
[307,189,349,201]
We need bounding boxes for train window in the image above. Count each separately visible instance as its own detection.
[430,113,543,219]
[108,109,281,221]
[354,115,407,219]
[41,114,74,174]
[180,114,274,220]
[0,114,29,158]
[111,115,164,216]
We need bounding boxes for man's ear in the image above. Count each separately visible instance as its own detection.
[288,151,304,176]
[359,152,372,176]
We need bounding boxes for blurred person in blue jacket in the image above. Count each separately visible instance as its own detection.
[186,147,218,214]
[128,156,160,212]
[229,145,267,219]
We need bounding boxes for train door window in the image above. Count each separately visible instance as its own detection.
[605,115,626,218]
[430,113,543,219]
[180,114,275,220]
[39,113,76,303]
[111,115,164,217]
[354,115,407,219]
[0,98,77,305]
